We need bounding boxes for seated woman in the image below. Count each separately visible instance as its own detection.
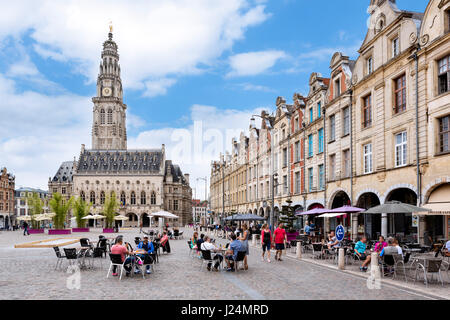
[191,232,198,250]
[160,232,171,253]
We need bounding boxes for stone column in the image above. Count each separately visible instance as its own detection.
[351,213,359,241]
[324,217,330,234]
[418,216,426,245]
[381,213,388,238]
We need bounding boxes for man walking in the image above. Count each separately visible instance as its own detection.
[273,223,287,261]
[23,221,30,236]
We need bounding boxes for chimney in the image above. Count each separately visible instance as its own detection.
[184,173,190,185]
[81,144,85,153]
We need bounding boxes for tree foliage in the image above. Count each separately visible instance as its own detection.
[72,196,91,228]
[103,191,118,229]
[49,193,74,229]
[27,192,44,229]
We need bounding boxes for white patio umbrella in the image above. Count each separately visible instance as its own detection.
[81,214,106,220]
[114,215,128,221]
[16,216,32,221]
[150,211,179,219]
[33,214,50,222]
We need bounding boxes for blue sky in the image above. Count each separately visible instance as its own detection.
[0,0,429,198]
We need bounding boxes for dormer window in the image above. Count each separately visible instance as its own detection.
[367,57,373,75]
[334,78,341,98]
[392,37,399,58]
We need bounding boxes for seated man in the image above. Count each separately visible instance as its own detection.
[200,236,223,271]
[327,231,340,250]
[111,237,135,277]
[354,236,369,272]
[225,234,243,272]
[137,236,154,274]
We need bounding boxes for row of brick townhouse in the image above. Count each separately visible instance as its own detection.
[210,0,450,244]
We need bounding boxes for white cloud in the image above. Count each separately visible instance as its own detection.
[0,0,270,95]
[227,50,286,77]
[143,78,177,98]
[239,82,274,92]
[128,104,271,200]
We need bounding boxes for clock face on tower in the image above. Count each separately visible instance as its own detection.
[102,87,112,97]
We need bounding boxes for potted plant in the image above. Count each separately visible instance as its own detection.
[27,192,45,234]
[48,192,74,235]
[102,191,118,233]
[71,196,91,232]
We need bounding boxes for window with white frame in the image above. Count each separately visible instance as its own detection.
[438,55,449,94]
[295,171,301,194]
[308,168,314,192]
[395,131,407,167]
[363,143,373,174]
[283,175,288,194]
[283,148,288,167]
[329,114,336,141]
[318,164,324,190]
[295,141,300,162]
[367,57,373,75]
[343,107,350,136]
[392,37,399,58]
[329,154,336,181]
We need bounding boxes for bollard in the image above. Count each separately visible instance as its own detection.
[296,242,302,259]
[252,234,257,247]
[338,248,345,270]
[370,252,380,277]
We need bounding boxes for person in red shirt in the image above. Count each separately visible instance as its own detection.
[273,223,287,261]
[110,237,134,276]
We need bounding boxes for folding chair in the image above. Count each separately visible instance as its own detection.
[107,253,127,280]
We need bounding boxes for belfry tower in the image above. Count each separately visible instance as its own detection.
[91,25,127,150]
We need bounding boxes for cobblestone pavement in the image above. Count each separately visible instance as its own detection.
[0,228,445,300]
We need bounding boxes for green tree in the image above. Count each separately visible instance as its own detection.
[49,193,74,229]
[27,192,43,229]
[103,191,118,229]
[72,197,92,228]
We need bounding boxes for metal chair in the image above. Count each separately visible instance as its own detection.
[106,253,127,280]
[53,247,66,270]
[414,259,444,287]
[312,243,324,260]
[233,251,247,272]
[63,248,79,267]
[392,254,408,282]
[200,250,214,271]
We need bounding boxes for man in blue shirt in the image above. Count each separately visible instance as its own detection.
[137,236,154,274]
[225,234,243,272]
